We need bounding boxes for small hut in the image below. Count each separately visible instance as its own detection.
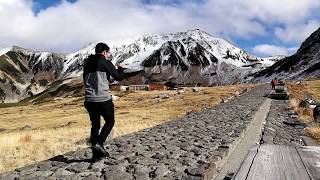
[149,83,167,91]
[120,86,130,92]
[128,85,149,91]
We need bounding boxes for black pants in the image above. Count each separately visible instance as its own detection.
[84,100,115,146]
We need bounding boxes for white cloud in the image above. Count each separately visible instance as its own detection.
[240,0,320,24]
[0,0,319,53]
[252,44,298,56]
[275,20,320,43]
[0,0,198,52]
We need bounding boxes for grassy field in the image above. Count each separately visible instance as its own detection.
[287,79,320,143]
[0,84,255,173]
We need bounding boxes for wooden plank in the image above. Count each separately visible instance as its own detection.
[232,145,259,180]
[245,145,284,180]
[280,146,311,180]
[245,145,310,180]
[296,146,320,180]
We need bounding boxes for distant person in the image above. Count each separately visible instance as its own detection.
[83,42,125,162]
[271,78,277,90]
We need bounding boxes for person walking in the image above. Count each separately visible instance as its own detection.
[83,42,125,161]
[271,78,277,90]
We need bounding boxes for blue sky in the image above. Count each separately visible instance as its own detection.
[32,0,77,14]
[0,0,319,56]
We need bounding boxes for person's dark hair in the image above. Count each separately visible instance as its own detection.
[95,43,110,54]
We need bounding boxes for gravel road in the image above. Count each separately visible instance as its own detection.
[262,99,305,146]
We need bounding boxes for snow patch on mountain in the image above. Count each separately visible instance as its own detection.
[260,55,285,66]
[0,47,11,56]
[0,46,65,103]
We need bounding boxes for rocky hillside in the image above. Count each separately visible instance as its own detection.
[250,27,320,82]
[0,46,64,102]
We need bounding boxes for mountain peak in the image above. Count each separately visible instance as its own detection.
[186,28,210,35]
[11,45,31,52]
[0,45,38,55]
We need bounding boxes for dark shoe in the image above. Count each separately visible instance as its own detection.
[92,144,109,157]
[90,148,105,163]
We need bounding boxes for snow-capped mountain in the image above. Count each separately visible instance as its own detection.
[250,27,320,82]
[62,29,280,85]
[0,29,284,103]
[259,55,286,67]
[0,46,64,102]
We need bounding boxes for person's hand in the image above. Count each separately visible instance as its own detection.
[117,64,127,69]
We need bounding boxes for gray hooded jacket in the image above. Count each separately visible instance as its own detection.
[83,54,125,102]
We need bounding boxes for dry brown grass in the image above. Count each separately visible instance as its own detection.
[0,84,255,173]
[0,128,88,173]
[306,127,320,143]
[287,79,320,143]
[19,134,32,143]
[287,81,314,123]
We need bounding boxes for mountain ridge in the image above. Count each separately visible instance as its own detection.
[62,29,281,82]
[250,27,320,82]
[0,29,284,103]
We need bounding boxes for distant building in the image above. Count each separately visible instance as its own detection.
[149,83,167,91]
[120,86,129,92]
[111,83,169,92]
[128,85,149,91]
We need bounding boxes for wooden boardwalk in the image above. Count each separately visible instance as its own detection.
[233,145,320,180]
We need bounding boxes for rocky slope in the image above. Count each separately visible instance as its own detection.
[250,27,320,82]
[0,46,64,102]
